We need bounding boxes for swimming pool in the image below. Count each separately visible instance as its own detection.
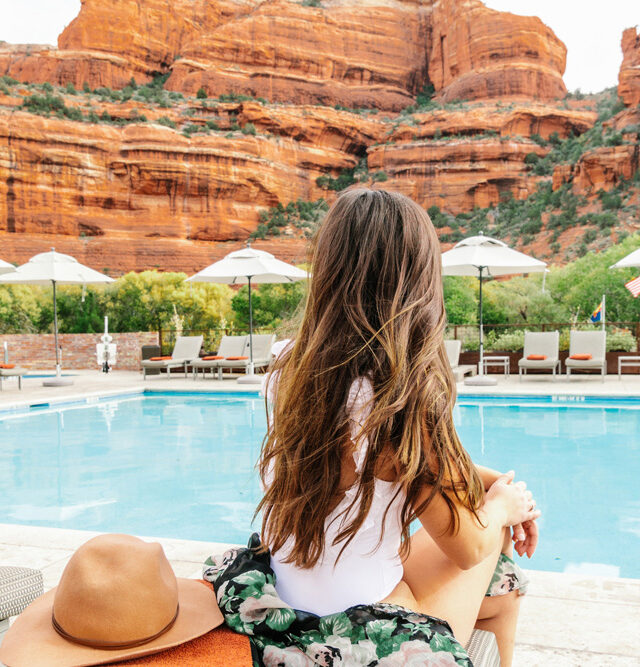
[1,391,638,578]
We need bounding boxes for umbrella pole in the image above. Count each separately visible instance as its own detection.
[478,267,484,376]
[463,265,496,386]
[248,276,254,375]
[53,279,60,377]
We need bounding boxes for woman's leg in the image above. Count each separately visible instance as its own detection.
[380,526,519,666]
[474,530,522,665]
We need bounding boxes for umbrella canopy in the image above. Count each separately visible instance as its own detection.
[187,245,308,381]
[0,258,16,275]
[610,247,640,269]
[441,235,547,276]
[185,246,308,285]
[441,234,546,384]
[0,249,115,286]
[0,250,114,381]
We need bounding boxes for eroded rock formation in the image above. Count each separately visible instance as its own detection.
[428,0,567,102]
[619,27,640,108]
[0,0,570,108]
[368,138,548,213]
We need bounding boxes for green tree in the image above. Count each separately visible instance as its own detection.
[0,285,43,333]
[231,281,307,332]
[443,277,477,325]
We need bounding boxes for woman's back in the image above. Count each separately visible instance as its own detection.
[267,377,405,616]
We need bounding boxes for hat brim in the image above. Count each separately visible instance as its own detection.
[0,579,224,667]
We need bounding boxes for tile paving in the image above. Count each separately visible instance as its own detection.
[1,369,639,664]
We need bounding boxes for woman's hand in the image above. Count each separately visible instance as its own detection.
[512,519,539,558]
[485,471,541,527]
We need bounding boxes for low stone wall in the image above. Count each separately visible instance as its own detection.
[0,332,159,370]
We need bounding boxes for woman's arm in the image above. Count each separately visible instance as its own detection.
[475,464,502,490]
[414,472,540,570]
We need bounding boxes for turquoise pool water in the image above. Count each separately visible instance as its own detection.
[1,391,638,578]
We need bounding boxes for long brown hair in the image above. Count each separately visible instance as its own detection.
[257,188,484,568]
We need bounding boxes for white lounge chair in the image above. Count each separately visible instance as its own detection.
[0,366,26,390]
[565,330,607,381]
[444,340,476,382]
[518,331,561,380]
[192,335,248,380]
[214,334,276,380]
[141,335,203,379]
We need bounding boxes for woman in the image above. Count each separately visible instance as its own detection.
[206,189,540,666]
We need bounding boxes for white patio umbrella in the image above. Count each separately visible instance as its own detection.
[0,249,114,386]
[186,243,308,384]
[0,258,16,275]
[610,247,640,269]
[441,234,547,386]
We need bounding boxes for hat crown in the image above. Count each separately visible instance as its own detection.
[53,534,178,646]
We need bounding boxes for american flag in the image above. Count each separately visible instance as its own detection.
[625,275,640,298]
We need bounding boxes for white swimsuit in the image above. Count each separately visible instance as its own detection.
[263,371,405,617]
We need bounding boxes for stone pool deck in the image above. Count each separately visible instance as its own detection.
[1,369,640,665]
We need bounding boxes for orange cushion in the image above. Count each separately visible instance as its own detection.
[0,363,15,369]
[149,356,172,361]
[526,355,547,361]
[225,356,249,361]
[202,356,224,360]
[570,353,592,360]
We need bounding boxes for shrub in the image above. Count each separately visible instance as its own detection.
[205,120,220,131]
[1,75,19,86]
[196,87,207,99]
[157,116,177,129]
[41,82,53,93]
[371,170,388,182]
[416,83,435,107]
[607,328,636,352]
[486,329,525,352]
[241,122,257,135]
[182,123,200,136]
[598,189,623,210]
[251,199,329,239]
[65,82,77,95]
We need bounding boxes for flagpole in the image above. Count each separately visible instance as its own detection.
[602,293,606,332]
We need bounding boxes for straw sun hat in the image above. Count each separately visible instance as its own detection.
[0,534,224,667]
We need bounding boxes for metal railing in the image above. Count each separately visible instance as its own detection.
[446,321,640,353]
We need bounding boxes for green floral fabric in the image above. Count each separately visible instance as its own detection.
[485,553,529,597]
[204,534,472,666]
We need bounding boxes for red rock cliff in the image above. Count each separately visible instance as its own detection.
[0,0,569,109]
[428,0,567,102]
[619,27,640,107]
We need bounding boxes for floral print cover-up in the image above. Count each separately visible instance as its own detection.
[204,534,473,666]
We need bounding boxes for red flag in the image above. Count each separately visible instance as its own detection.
[625,275,640,298]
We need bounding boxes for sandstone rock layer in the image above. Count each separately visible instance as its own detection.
[1,0,569,109]
[368,138,548,213]
[428,0,567,102]
[619,27,640,107]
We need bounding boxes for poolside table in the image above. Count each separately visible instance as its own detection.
[617,355,640,379]
[482,355,510,377]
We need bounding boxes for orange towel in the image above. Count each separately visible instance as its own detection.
[202,356,224,360]
[149,356,172,361]
[0,363,15,369]
[526,355,547,361]
[569,353,592,360]
[225,356,249,361]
